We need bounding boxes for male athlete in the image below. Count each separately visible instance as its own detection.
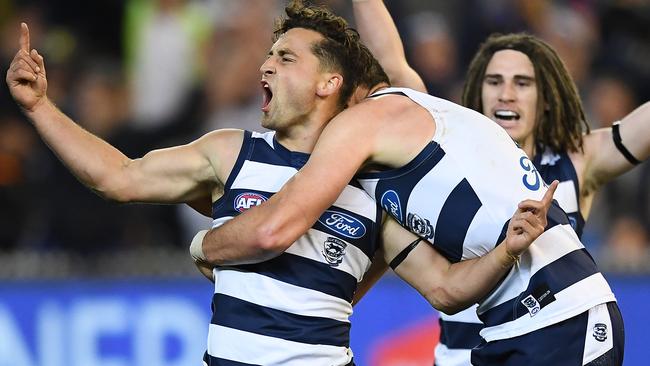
[6,1,553,365]
[351,1,647,364]
[191,5,626,366]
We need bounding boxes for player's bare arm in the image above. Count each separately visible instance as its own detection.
[352,0,426,92]
[580,101,650,198]
[383,180,557,314]
[197,95,431,265]
[7,23,238,207]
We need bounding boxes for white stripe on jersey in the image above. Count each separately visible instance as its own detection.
[285,228,372,281]
[554,180,579,214]
[214,269,352,322]
[212,216,233,229]
[406,156,465,230]
[207,324,352,366]
[439,304,481,323]
[461,205,504,259]
[434,342,472,366]
[478,225,584,311]
[251,130,275,146]
[480,273,615,342]
[233,160,297,192]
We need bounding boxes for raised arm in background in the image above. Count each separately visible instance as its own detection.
[580,102,650,199]
[352,0,426,91]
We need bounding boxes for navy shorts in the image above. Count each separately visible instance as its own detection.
[471,302,624,366]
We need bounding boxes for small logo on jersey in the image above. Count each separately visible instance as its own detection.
[322,237,347,267]
[407,213,434,240]
[318,210,366,239]
[519,156,541,191]
[521,295,540,316]
[381,190,402,221]
[593,323,608,342]
[234,192,268,212]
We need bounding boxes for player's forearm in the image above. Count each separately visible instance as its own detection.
[26,98,132,200]
[200,194,313,265]
[431,244,516,314]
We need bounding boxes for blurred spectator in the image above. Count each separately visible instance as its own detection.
[124,0,211,131]
[201,0,277,133]
[405,11,461,101]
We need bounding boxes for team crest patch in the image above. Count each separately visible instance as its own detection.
[322,237,347,267]
[407,213,434,240]
[317,210,366,239]
[521,295,540,316]
[593,323,608,342]
[381,190,402,222]
[234,192,268,212]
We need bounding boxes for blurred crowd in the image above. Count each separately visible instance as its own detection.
[0,0,649,275]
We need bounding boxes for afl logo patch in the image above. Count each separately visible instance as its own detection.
[322,237,347,267]
[318,210,366,239]
[234,192,268,212]
[381,190,402,222]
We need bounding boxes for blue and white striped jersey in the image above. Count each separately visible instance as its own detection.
[357,87,615,343]
[204,131,380,366]
[434,147,587,365]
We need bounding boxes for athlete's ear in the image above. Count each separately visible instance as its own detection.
[317,73,343,97]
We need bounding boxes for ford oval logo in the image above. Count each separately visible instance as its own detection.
[234,192,268,212]
[381,190,402,222]
[318,210,366,239]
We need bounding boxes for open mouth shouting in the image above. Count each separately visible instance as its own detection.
[261,81,273,112]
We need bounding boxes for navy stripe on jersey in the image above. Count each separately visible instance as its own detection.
[268,135,310,169]
[211,294,350,347]
[479,248,599,327]
[357,141,445,224]
[435,178,482,262]
[533,149,585,237]
[234,252,358,302]
[212,130,254,216]
[439,319,484,349]
[204,353,259,366]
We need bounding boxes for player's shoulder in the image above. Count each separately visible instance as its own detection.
[194,128,246,157]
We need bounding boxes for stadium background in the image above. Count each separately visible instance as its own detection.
[0,0,648,365]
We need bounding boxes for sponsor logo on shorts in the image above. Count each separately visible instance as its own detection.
[234,192,268,212]
[322,237,347,267]
[593,323,608,342]
[521,295,540,316]
[318,210,366,239]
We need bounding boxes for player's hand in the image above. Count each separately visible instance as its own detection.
[505,180,559,258]
[6,23,48,112]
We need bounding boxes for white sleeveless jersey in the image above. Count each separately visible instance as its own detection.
[434,147,588,365]
[205,131,380,366]
[357,87,615,343]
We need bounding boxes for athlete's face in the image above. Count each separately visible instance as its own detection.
[259,28,328,131]
[481,50,539,150]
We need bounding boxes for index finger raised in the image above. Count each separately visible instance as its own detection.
[19,22,30,53]
[541,180,559,206]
